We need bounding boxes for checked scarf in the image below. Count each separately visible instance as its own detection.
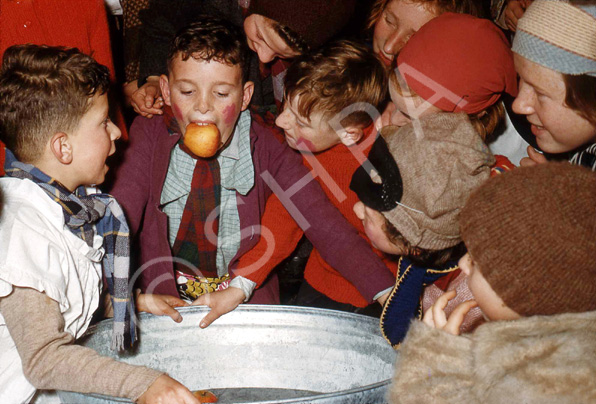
[4,150,136,351]
[164,107,221,279]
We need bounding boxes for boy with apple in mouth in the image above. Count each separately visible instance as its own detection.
[111,16,397,320]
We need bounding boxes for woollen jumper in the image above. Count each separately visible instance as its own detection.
[236,135,399,307]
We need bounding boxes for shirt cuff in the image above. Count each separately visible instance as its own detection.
[374,287,394,302]
[229,276,257,302]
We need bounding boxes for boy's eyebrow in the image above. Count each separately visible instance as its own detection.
[174,78,236,87]
[289,104,310,125]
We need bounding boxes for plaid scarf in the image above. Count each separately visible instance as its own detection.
[164,107,221,279]
[4,150,136,351]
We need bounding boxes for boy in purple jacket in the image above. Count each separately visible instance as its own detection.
[110,16,395,321]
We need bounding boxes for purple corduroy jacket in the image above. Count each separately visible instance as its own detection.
[110,113,395,299]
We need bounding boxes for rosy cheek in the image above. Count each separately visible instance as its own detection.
[223,104,237,126]
[172,103,184,122]
[296,137,316,152]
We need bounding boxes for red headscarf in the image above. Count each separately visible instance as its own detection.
[397,13,518,115]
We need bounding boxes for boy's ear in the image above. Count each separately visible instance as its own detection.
[338,124,365,146]
[241,81,254,111]
[49,132,73,164]
[159,74,172,106]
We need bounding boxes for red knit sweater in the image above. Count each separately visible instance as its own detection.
[235,132,400,307]
[0,0,123,175]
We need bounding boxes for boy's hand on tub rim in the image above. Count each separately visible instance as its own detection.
[136,293,189,323]
[192,286,246,328]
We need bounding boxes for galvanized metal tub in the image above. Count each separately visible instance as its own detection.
[58,305,397,403]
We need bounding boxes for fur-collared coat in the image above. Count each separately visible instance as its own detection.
[390,311,596,404]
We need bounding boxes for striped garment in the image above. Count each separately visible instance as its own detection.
[3,149,136,351]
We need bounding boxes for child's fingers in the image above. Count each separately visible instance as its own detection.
[199,309,223,329]
[443,300,478,336]
[424,290,457,329]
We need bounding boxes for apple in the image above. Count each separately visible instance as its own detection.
[192,389,218,403]
[184,123,221,158]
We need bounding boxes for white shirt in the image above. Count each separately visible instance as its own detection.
[0,178,103,404]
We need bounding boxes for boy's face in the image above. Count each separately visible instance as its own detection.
[244,14,301,63]
[353,201,405,255]
[389,74,441,125]
[161,55,254,150]
[458,253,520,322]
[69,93,121,188]
[275,95,343,152]
[512,54,596,154]
[373,0,437,67]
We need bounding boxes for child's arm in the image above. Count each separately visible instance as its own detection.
[254,124,396,303]
[0,287,198,404]
[234,194,303,286]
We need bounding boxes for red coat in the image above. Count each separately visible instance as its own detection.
[0,0,123,175]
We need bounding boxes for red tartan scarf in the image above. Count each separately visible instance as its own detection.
[164,106,221,278]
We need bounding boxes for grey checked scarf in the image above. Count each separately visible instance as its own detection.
[4,150,136,350]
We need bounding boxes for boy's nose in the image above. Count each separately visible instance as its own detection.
[353,201,365,220]
[275,109,290,130]
[194,95,212,114]
[109,121,122,141]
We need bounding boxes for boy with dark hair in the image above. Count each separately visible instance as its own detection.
[0,45,197,404]
[110,18,396,324]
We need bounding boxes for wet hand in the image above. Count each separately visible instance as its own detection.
[137,374,200,404]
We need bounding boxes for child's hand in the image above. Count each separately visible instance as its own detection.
[191,287,246,328]
[137,374,199,404]
[520,146,548,167]
[422,290,477,335]
[136,293,189,323]
[504,0,532,31]
[131,77,164,118]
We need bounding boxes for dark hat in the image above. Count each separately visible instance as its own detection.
[460,162,596,316]
[248,0,356,49]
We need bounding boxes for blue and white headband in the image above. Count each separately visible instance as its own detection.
[512,0,596,77]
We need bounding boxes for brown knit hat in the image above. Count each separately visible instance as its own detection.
[248,0,356,49]
[460,162,596,317]
[378,113,494,250]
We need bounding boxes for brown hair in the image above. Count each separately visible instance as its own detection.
[284,40,388,128]
[0,44,110,163]
[389,69,505,141]
[563,74,596,129]
[367,0,484,31]
[273,23,310,55]
[383,218,466,266]
[167,16,251,82]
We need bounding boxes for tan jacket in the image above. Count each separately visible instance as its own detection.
[391,311,596,404]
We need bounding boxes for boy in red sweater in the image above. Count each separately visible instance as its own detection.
[198,40,397,326]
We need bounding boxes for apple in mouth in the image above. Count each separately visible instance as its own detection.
[184,122,221,158]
